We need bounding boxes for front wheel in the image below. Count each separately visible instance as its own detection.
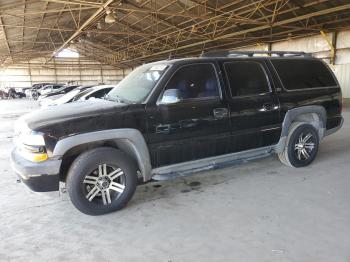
[278,122,319,167]
[66,147,138,215]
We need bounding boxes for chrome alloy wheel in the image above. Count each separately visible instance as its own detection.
[294,132,315,161]
[83,164,125,205]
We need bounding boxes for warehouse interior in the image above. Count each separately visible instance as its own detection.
[0,0,349,96]
[1,1,350,261]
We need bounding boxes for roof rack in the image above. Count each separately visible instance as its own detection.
[200,50,312,58]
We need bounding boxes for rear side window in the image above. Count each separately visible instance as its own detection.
[272,59,336,90]
[224,61,270,97]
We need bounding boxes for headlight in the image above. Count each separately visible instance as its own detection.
[14,118,48,162]
[18,144,48,162]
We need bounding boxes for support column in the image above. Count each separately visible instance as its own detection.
[53,58,58,83]
[28,62,33,86]
[78,57,82,85]
[100,64,104,84]
[320,30,336,65]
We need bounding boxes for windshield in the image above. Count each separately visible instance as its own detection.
[73,89,92,101]
[107,63,168,103]
[56,89,81,104]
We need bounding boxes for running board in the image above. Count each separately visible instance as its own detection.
[151,146,274,181]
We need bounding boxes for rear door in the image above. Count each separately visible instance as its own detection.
[146,62,231,167]
[222,60,281,152]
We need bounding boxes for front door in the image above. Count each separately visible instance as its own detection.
[222,60,281,152]
[146,63,231,167]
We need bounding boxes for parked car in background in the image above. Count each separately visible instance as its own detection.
[0,89,8,99]
[38,85,80,101]
[15,87,31,97]
[26,83,58,99]
[40,85,114,108]
[40,85,92,107]
[0,87,27,99]
[39,84,65,96]
[7,88,26,98]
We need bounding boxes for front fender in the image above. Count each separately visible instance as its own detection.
[53,129,152,181]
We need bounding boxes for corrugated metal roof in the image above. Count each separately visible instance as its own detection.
[0,0,350,67]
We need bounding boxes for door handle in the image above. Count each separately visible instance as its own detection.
[213,108,229,119]
[156,124,171,134]
[259,103,278,112]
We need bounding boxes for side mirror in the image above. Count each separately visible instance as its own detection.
[159,89,183,105]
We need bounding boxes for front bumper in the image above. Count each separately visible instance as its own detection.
[10,149,62,192]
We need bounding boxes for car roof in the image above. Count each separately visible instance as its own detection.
[91,85,117,90]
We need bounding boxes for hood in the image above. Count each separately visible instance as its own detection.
[23,99,128,130]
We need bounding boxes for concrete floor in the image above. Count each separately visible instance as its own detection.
[0,99,350,262]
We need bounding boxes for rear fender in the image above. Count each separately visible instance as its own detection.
[274,105,326,153]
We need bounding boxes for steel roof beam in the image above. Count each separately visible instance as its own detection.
[46,0,115,63]
[120,3,350,64]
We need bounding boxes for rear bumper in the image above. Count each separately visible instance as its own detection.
[10,149,61,192]
[325,116,344,136]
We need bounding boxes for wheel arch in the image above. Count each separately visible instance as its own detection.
[275,105,326,153]
[53,129,152,182]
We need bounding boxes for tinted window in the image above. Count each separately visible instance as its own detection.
[224,61,270,97]
[272,59,336,90]
[164,64,219,100]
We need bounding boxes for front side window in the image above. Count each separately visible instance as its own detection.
[224,61,270,97]
[272,59,336,90]
[163,63,219,100]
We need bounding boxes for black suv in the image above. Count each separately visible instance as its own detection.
[11,51,343,215]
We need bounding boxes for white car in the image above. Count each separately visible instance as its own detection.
[40,85,116,108]
[39,84,64,96]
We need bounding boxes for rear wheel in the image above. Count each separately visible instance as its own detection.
[278,122,319,167]
[66,147,138,215]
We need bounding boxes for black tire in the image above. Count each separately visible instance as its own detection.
[278,122,319,168]
[66,147,138,215]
